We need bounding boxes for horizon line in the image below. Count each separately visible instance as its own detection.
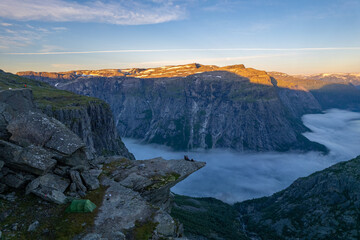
[3,47,360,55]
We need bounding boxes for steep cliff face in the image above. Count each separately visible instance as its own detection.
[0,70,134,159]
[18,64,328,152]
[41,102,132,159]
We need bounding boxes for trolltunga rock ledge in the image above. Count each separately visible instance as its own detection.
[81,157,205,240]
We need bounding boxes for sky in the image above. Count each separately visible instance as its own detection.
[0,0,359,74]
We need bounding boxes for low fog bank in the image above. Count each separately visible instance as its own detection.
[123,109,360,204]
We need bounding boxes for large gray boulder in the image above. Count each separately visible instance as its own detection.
[0,89,35,113]
[0,140,57,175]
[0,103,14,140]
[1,171,35,189]
[26,173,70,195]
[81,171,100,190]
[26,173,70,204]
[7,111,88,166]
[31,186,68,204]
[2,173,27,188]
[69,170,87,192]
[154,210,178,238]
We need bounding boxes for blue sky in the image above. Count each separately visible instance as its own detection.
[0,0,359,74]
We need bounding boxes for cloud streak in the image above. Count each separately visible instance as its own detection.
[0,0,185,25]
[0,24,56,49]
[3,47,360,55]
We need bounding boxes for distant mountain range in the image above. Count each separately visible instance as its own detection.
[17,64,360,152]
[299,73,360,87]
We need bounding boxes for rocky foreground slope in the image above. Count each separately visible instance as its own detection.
[0,75,205,239]
[170,155,360,240]
[234,154,360,240]
[17,63,344,152]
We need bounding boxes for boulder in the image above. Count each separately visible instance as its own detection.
[0,103,14,140]
[58,149,88,167]
[0,166,11,179]
[0,183,7,193]
[7,111,85,155]
[69,183,77,192]
[0,139,22,164]
[0,140,57,175]
[26,173,70,195]
[81,171,100,190]
[27,221,39,232]
[154,210,177,238]
[0,89,35,113]
[69,170,87,192]
[2,173,27,188]
[53,166,70,177]
[89,169,102,178]
[0,160,4,171]
[31,186,67,204]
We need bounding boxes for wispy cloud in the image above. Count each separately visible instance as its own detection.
[0,0,185,25]
[52,27,67,31]
[3,47,360,55]
[0,23,68,50]
[0,24,46,49]
[40,45,65,53]
[0,22,12,27]
[51,63,85,69]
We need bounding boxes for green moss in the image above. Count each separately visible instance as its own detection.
[145,172,181,191]
[101,158,132,176]
[133,220,158,240]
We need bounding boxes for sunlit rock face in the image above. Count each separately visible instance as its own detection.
[19,63,359,152]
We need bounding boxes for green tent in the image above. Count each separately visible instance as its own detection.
[66,199,97,213]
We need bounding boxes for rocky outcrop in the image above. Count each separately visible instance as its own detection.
[0,88,101,203]
[19,64,328,152]
[0,141,57,175]
[82,156,205,239]
[41,102,134,159]
[7,111,88,166]
[235,155,360,240]
[1,70,134,159]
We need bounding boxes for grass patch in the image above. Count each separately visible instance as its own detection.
[171,194,248,240]
[145,172,181,191]
[0,70,104,110]
[101,158,132,176]
[132,220,159,240]
[0,185,107,240]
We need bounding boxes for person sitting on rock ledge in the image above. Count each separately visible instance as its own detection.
[184,155,195,162]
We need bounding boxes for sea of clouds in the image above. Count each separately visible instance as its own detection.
[123,109,360,204]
